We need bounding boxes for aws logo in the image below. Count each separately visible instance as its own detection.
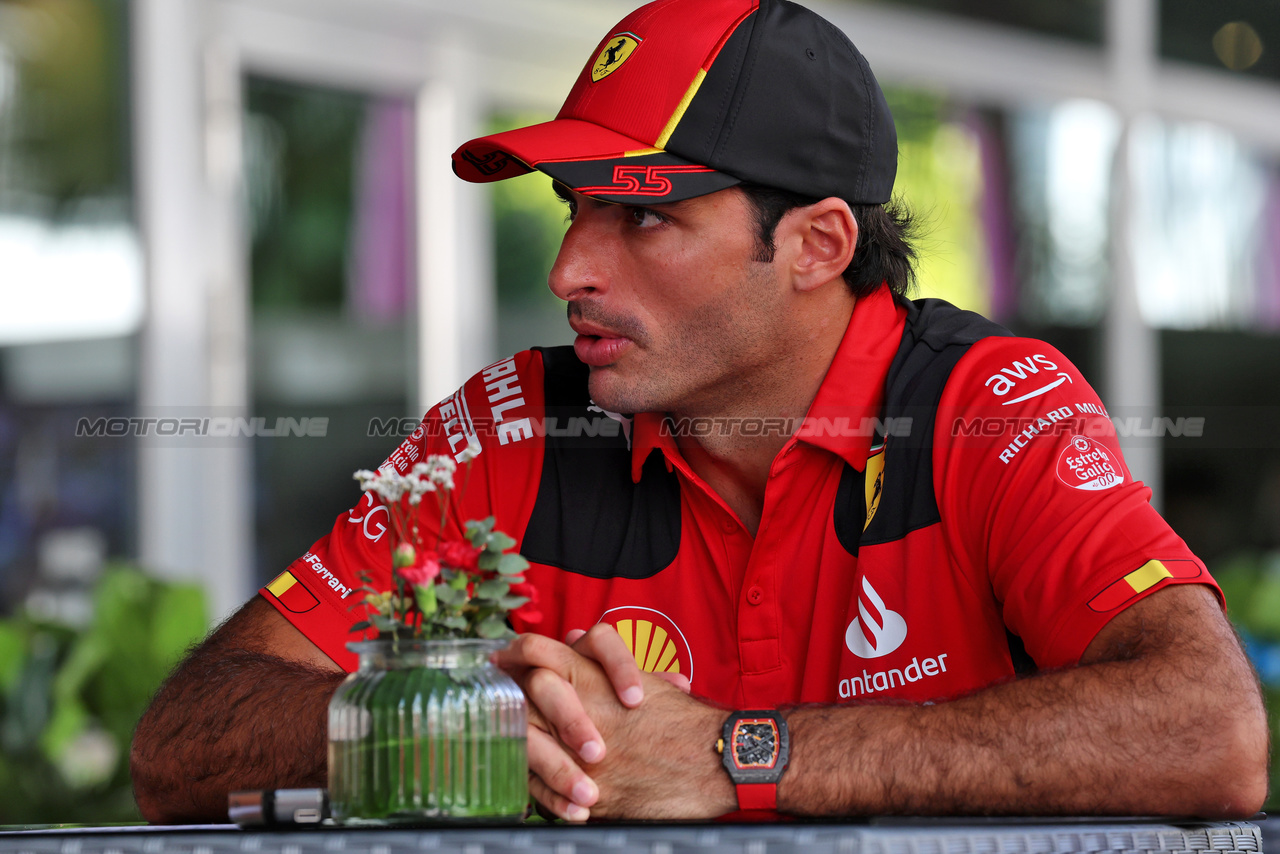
[984,354,1073,406]
[599,606,692,684]
[592,33,641,82]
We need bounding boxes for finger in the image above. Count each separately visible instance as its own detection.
[529,773,590,823]
[563,628,587,645]
[494,633,579,678]
[525,667,606,763]
[528,727,596,820]
[653,671,691,693]
[575,623,644,707]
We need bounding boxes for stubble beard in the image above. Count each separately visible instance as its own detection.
[581,262,784,420]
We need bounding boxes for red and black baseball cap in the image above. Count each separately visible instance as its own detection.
[452,0,897,206]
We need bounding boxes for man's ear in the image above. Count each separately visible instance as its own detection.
[778,198,858,293]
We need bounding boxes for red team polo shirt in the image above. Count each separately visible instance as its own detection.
[262,286,1217,709]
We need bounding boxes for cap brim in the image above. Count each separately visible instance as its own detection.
[452,118,739,204]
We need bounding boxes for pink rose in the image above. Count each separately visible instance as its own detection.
[397,552,441,586]
[437,540,481,572]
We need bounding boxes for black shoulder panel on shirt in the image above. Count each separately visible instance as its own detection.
[834,297,1012,555]
[519,346,682,579]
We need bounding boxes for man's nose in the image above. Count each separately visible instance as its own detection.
[548,216,609,302]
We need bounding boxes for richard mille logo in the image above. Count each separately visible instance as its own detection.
[845,577,907,659]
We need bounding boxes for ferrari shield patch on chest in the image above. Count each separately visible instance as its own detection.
[592,33,641,82]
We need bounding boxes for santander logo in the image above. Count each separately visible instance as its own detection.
[845,577,907,659]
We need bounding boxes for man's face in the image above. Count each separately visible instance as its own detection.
[548,184,793,418]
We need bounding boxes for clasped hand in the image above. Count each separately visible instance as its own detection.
[493,625,733,821]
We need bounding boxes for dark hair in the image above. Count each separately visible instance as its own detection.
[737,182,916,298]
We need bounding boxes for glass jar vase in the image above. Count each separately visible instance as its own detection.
[328,638,527,824]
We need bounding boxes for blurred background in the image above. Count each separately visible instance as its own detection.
[2,0,1280,824]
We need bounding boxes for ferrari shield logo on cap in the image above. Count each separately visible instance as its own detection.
[591,33,641,82]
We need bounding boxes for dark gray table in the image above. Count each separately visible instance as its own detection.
[0,819,1265,854]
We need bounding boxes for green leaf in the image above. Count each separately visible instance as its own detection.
[475,580,509,599]
[439,615,468,631]
[449,572,470,591]
[476,615,515,639]
[497,553,529,576]
[477,551,500,571]
[348,620,372,633]
[499,596,530,610]
[465,517,495,547]
[487,531,517,552]
[38,699,89,766]
[370,614,399,633]
[148,584,207,670]
[435,584,464,606]
[0,624,26,693]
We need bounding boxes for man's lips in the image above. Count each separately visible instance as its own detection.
[567,308,642,367]
[573,331,633,367]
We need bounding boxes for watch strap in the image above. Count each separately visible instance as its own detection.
[734,781,777,811]
[720,709,789,812]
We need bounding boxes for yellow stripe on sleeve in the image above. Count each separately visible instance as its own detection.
[1125,560,1172,594]
[267,571,297,597]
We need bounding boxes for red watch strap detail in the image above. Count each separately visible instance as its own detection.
[735,782,777,811]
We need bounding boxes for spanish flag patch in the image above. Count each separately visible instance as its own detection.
[1088,559,1203,612]
[266,570,320,613]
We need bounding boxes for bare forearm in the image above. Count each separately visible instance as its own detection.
[780,590,1268,818]
[131,596,348,824]
[131,648,345,823]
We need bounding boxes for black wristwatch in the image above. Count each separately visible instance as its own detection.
[716,709,789,810]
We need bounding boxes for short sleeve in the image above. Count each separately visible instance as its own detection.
[934,337,1219,669]
[259,351,549,670]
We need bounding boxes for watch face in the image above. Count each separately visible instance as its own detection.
[731,719,779,770]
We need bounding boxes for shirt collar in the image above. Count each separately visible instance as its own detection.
[795,285,906,471]
[629,285,906,481]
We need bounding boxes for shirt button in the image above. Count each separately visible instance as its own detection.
[747,586,764,605]
[722,518,737,534]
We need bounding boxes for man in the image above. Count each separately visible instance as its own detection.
[131,0,1267,823]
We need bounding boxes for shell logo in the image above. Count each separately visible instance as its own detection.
[599,606,693,685]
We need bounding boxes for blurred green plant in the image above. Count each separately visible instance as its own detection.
[0,0,131,213]
[1210,550,1280,812]
[488,112,569,310]
[0,565,206,825]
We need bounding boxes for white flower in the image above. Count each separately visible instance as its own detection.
[457,439,482,464]
[423,454,457,491]
[355,468,414,504]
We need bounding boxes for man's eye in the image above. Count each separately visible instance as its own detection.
[629,207,665,228]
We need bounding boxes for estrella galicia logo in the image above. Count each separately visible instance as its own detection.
[591,33,641,82]
[845,577,907,659]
